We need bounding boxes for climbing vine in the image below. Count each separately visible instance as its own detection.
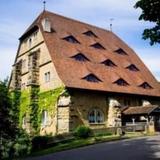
[10,89,21,126]
[19,90,31,126]
[37,87,65,127]
[38,87,64,112]
[12,86,65,135]
[30,86,40,134]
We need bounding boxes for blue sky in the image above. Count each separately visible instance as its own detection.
[0,0,160,81]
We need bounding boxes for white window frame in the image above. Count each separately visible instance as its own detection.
[88,109,104,124]
[44,72,50,83]
[28,38,32,48]
[41,110,48,127]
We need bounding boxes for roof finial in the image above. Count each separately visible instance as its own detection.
[43,1,46,11]
[109,18,114,32]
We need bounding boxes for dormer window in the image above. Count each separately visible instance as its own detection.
[139,82,152,89]
[126,64,139,72]
[115,48,127,55]
[101,59,117,67]
[90,43,105,50]
[41,18,51,32]
[83,30,97,38]
[63,35,80,44]
[82,74,102,83]
[71,53,90,62]
[113,78,129,86]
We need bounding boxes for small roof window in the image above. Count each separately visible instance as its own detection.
[113,78,129,86]
[115,48,128,55]
[71,53,90,62]
[126,64,139,72]
[101,59,117,67]
[82,74,102,83]
[63,35,80,44]
[90,43,105,50]
[139,82,153,89]
[83,30,97,38]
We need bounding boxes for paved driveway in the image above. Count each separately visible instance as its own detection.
[29,135,160,160]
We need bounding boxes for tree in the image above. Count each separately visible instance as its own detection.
[0,80,31,159]
[135,0,160,45]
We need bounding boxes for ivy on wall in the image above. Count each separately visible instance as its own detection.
[38,87,64,124]
[10,90,21,126]
[30,86,40,134]
[12,86,65,135]
[38,87,64,112]
[19,90,31,126]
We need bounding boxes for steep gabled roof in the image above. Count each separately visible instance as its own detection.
[20,10,160,97]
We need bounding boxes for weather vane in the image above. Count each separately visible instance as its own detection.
[43,1,46,11]
[109,18,114,32]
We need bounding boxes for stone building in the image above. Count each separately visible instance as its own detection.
[9,10,160,135]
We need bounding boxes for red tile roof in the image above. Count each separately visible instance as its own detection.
[122,105,159,115]
[20,10,160,97]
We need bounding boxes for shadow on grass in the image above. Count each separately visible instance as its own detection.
[26,135,160,160]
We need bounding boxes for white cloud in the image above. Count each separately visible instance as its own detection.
[0,48,16,80]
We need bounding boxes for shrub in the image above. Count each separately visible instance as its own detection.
[1,129,31,159]
[31,135,52,151]
[74,126,92,138]
[0,81,31,159]
[13,129,31,157]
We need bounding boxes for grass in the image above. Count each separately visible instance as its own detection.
[30,135,120,157]
[29,132,156,158]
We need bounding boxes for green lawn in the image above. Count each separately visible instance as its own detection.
[30,132,153,157]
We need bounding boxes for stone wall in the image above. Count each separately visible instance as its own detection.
[10,28,64,135]
[67,92,144,132]
[38,91,158,135]
[107,98,121,127]
[40,113,57,135]
[69,91,108,131]
[57,106,70,134]
[10,29,63,91]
